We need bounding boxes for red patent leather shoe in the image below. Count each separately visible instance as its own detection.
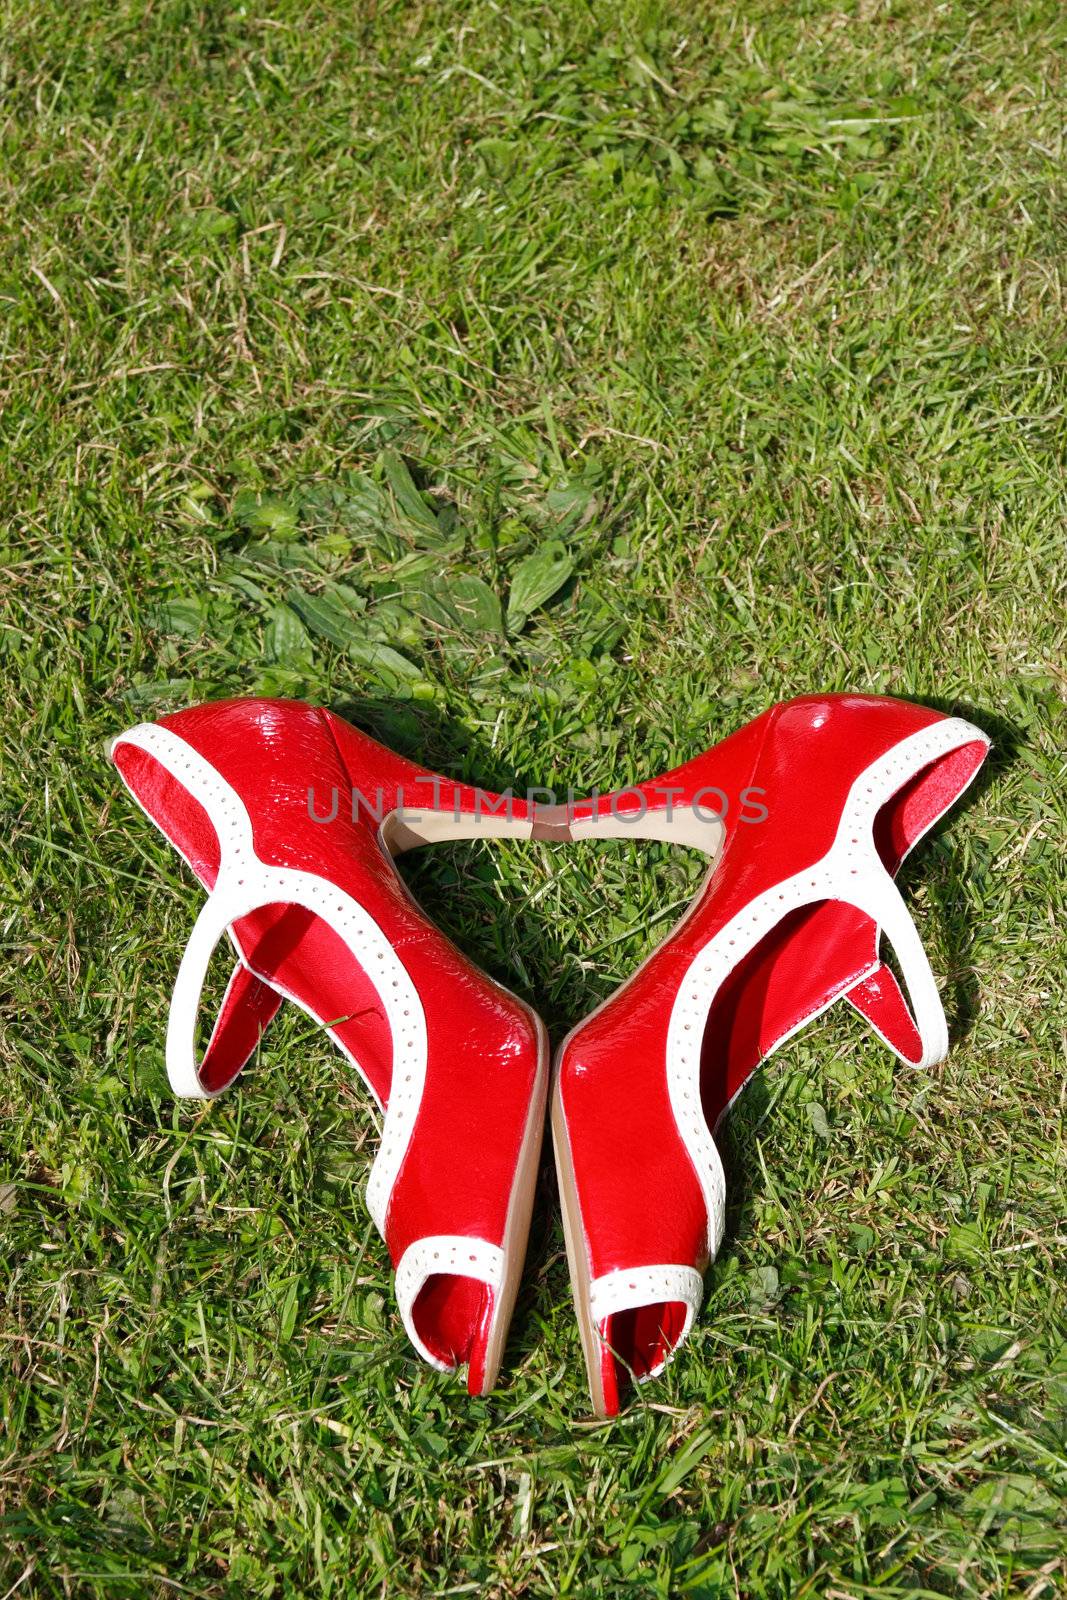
[110,698,547,1394]
[549,695,989,1415]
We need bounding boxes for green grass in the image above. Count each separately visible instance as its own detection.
[2,0,1066,1593]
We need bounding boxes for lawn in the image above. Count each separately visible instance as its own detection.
[2,0,1065,1594]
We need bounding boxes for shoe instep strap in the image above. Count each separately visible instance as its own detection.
[164,859,430,1228]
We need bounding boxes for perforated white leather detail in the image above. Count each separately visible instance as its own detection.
[112,722,427,1239]
[665,717,989,1261]
[589,1264,703,1379]
[394,1235,506,1371]
[589,1264,704,1320]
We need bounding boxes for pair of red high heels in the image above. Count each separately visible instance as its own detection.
[111,693,988,1415]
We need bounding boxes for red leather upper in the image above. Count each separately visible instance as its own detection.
[558,695,988,1289]
[113,699,542,1376]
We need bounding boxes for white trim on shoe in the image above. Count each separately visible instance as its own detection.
[588,1265,704,1382]
[111,723,424,1237]
[665,716,990,1264]
[393,1236,506,1371]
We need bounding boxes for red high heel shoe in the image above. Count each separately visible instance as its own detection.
[110,698,548,1393]
[548,694,989,1415]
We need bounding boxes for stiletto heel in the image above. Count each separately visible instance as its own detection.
[111,697,548,1392]
[549,694,989,1415]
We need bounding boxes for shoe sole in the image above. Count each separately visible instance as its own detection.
[476,999,550,1394]
[550,1061,611,1418]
